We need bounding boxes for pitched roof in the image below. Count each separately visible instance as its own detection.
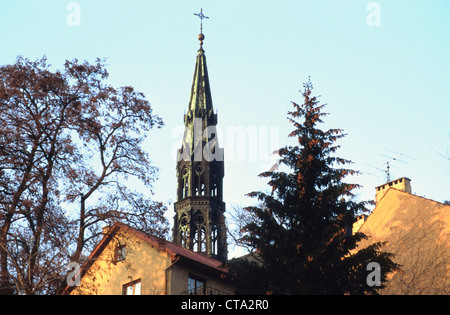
[360,187,450,235]
[63,221,227,295]
[114,222,226,271]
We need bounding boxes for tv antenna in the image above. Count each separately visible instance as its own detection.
[368,150,416,183]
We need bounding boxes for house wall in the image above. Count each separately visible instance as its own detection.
[167,262,235,295]
[358,188,450,294]
[70,231,172,295]
[70,228,236,295]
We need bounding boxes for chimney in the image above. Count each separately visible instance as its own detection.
[375,177,412,204]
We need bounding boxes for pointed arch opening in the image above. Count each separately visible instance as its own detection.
[192,212,206,253]
[211,224,218,256]
[194,164,205,196]
[179,213,189,248]
[178,167,189,199]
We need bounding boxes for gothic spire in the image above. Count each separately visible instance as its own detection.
[186,9,214,125]
[173,10,227,261]
[187,44,214,119]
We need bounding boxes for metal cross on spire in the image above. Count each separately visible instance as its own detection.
[194,8,209,34]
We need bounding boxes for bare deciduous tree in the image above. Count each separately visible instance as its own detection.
[0,56,168,294]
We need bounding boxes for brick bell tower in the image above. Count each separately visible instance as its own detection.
[173,13,227,261]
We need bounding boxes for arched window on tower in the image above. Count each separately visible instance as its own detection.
[179,214,189,248]
[195,227,206,253]
[179,167,188,200]
[210,174,218,197]
[211,224,218,255]
[200,175,205,196]
[182,167,188,199]
[194,164,204,196]
[192,212,206,253]
[184,180,189,198]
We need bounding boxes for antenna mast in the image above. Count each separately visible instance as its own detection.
[381,150,415,183]
[367,150,416,184]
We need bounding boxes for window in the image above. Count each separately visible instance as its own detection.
[192,226,206,253]
[115,244,126,262]
[123,279,141,295]
[188,275,205,295]
[211,225,218,255]
[194,164,204,196]
[180,167,188,199]
[211,181,218,197]
[210,172,219,197]
[179,214,189,247]
[193,213,206,253]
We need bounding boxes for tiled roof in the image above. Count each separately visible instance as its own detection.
[112,222,226,272]
[62,221,227,295]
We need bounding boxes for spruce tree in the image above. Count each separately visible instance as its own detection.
[232,79,398,295]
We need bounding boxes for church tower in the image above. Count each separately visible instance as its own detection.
[173,11,227,261]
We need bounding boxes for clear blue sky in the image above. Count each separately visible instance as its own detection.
[1,1,449,254]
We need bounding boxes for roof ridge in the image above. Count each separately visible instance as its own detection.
[113,222,226,269]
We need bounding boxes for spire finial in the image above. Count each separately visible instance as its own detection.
[194,8,209,46]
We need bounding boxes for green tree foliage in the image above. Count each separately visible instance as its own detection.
[229,79,399,295]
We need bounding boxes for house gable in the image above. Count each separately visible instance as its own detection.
[358,188,450,294]
[66,222,234,295]
[69,224,172,295]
